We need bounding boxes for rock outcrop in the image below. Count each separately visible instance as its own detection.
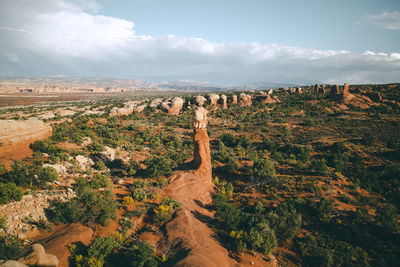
[161,107,238,266]
[150,98,163,108]
[329,83,375,109]
[208,93,220,106]
[193,107,211,172]
[195,95,206,107]
[109,101,147,117]
[19,244,59,267]
[231,95,238,105]
[41,223,94,267]
[239,93,252,107]
[0,191,74,235]
[161,97,184,115]
[220,94,228,109]
[366,91,383,102]
[0,119,52,162]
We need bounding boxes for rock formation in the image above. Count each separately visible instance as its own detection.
[41,223,94,267]
[161,107,238,266]
[150,98,163,108]
[267,89,273,95]
[195,95,206,107]
[239,93,252,107]
[0,119,52,162]
[109,101,147,117]
[18,244,59,267]
[231,95,238,105]
[329,83,375,109]
[208,93,220,106]
[315,84,325,94]
[161,97,184,115]
[220,94,228,109]
[193,107,211,172]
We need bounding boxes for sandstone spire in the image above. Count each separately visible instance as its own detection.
[193,106,211,173]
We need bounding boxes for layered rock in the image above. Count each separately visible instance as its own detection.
[161,97,184,115]
[0,119,52,162]
[208,93,220,106]
[329,83,375,109]
[19,244,58,267]
[239,93,252,107]
[220,94,228,109]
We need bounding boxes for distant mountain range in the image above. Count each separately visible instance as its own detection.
[0,77,306,93]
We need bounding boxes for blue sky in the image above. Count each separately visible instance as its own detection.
[0,0,399,85]
[99,0,400,52]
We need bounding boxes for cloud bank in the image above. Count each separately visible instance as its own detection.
[0,0,399,84]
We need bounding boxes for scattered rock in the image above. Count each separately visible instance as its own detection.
[75,155,94,171]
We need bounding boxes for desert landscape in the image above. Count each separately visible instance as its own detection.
[0,82,399,266]
[1,0,400,266]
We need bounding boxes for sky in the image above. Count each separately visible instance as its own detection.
[0,0,399,85]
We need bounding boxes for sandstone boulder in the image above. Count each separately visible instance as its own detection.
[193,107,208,130]
[19,244,58,267]
[208,93,220,106]
[0,260,28,267]
[195,95,206,107]
[267,89,273,95]
[150,98,163,108]
[75,155,94,171]
[239,93,252,107]
[231,95,238,105]
[161,97,184,115]
[219,94,228,109]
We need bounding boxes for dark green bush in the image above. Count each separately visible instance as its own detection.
[0,235,25,260]
[0,183,23,204]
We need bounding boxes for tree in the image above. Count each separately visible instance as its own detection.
[252,158,277,184]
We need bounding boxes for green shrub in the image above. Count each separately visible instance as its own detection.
[90,174,110,189]
[312,159,329,176]
[252,158,277,183]
[49,180,117,226]
[144,156,172,178]
[0,183,23,204]
[220,133,236,147]
[132,188,147,202]
[0,235,25,260]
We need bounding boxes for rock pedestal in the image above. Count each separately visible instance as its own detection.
[220,94,228,109]
[193,128,211,173]
[192,107,211,174]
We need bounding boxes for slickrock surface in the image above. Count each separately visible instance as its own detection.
[0,119,52,162]
[40,224,94,267]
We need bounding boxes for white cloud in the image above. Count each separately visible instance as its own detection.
[367,11,400,30]
[0,0,399,84]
